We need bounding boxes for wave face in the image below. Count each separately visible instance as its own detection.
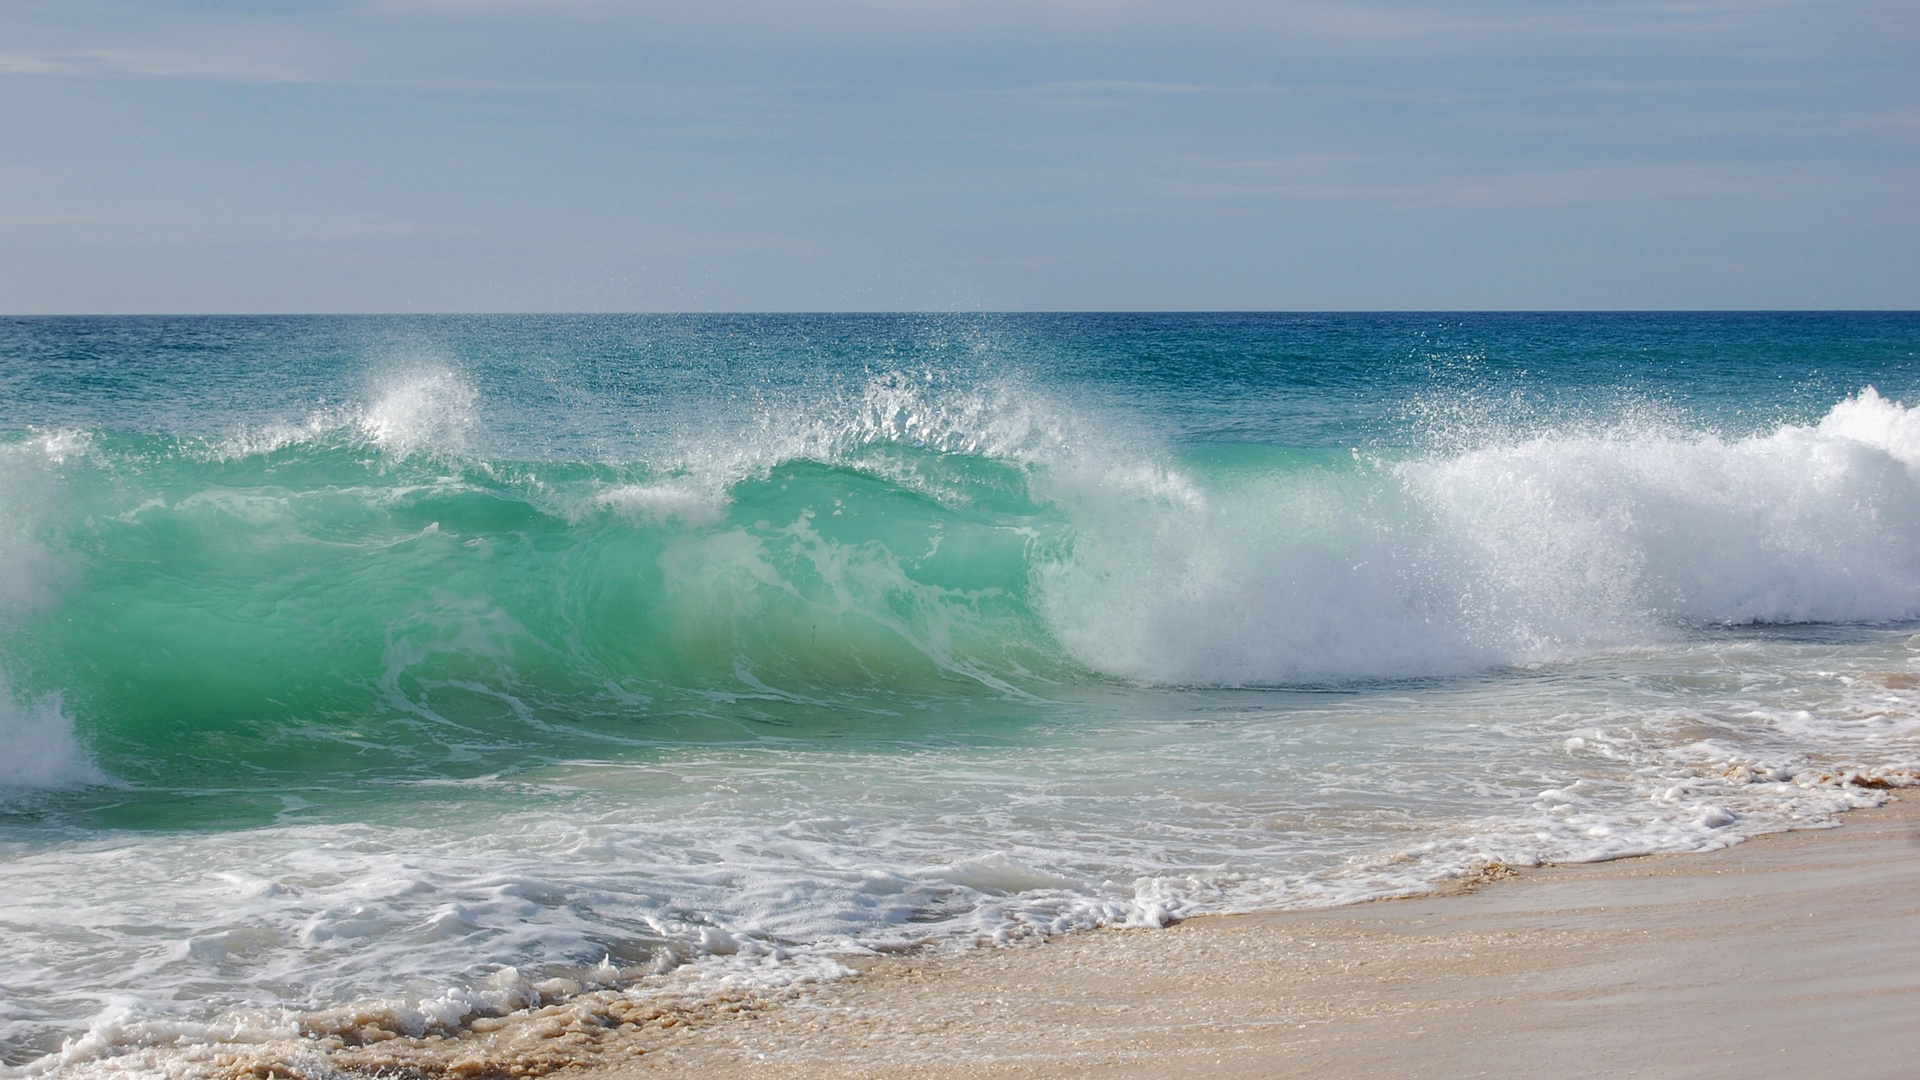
[5,376,1917,791]
[2,314,1918,1075]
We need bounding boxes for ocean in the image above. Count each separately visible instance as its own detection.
[2,312,1917,1076]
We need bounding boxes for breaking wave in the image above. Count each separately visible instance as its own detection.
[2,379,1918,796]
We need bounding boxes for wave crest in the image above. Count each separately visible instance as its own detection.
[1040,388,1920,684]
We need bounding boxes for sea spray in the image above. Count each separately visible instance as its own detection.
[0,690,102,799]
[1039,388,1920,684]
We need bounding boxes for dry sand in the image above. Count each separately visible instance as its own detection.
[584,796,1920,1080]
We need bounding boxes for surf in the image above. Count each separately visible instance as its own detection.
[2,314,1917,1078]
[1,374,1917,806]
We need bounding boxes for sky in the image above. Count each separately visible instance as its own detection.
[0,0,1915,312]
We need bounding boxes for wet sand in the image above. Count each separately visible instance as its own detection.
[589,795,1919,1080]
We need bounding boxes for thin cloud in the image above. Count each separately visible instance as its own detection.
[0,48,306,83]
[0,212,107,226]
[996,80,1219,104]
[1441,162,1827,207]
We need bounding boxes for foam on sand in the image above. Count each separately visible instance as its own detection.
[557,798,1920,1080]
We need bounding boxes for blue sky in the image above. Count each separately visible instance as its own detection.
[1,1,1914,312]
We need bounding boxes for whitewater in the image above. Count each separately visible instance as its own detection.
[0,313,1916,1078]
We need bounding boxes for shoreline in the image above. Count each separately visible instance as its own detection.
[576,793,1920,1080]
[79,791,1917,1080]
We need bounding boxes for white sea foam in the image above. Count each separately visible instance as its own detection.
[1039,388,1920,685]
[12,659,1913,1077]
[1418,384,1920,628]
[1819,384,1920,465]
[7,629,1917,1078]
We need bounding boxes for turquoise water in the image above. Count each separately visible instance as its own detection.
[2,314,1918,1074]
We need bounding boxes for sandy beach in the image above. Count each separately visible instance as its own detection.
[569,794,1920,1080]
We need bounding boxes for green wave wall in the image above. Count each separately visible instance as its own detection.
[4,434,1082,798]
